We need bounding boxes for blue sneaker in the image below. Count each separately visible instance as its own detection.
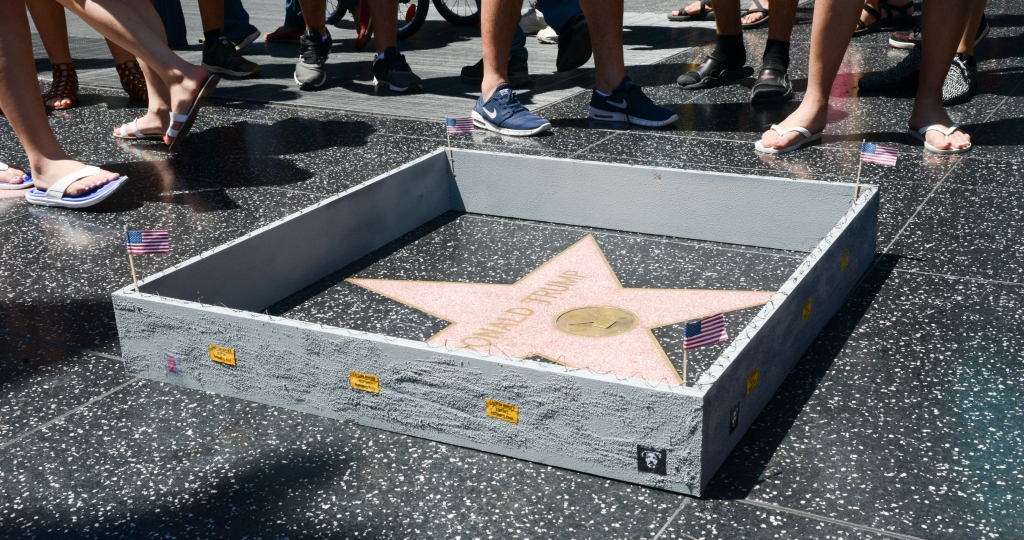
[589,77,678,127]
[472,83,551,137]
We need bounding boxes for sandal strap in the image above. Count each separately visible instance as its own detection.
[0,162,8,172]
[770,124,812,138]
[918,123,962,138]
[166,113,190,139]
[46,166,101,199]
[119,120,144,138]
[747,0,767,13]
[879,0,913,16]
[861,3,881,19]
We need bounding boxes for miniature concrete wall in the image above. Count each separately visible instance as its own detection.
[449,149,859,252]
[114,150,880,496]
[697,188,879,490]
[113,294,708,494]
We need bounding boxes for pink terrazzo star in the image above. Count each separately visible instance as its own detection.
[349,235,774,386]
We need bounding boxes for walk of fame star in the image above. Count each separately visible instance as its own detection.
[349,235,774,386]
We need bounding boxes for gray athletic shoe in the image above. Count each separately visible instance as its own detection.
[859,45,920,90]
[943,53,978,106]
[294,29,332,90]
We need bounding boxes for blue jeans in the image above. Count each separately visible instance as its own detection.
[284,0,304,28]
[153,0,188,49]
[154,0,258,45]
[476,0,582,60]
[225,0,259,41]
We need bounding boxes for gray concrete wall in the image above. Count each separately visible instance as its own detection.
[113,292,708,495]
[449,149,860,252]
[696,188,879,491]
[139,150,453,311]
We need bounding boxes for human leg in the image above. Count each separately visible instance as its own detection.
[758,0,862,151]
[461,0,529,87]
[197,0,260,76]
[224,0,259,45]
[677,0,750,89]
[750,0,798,102]
[0,0,120,195]
[293,0,331,89]
[577,0,676,127]
[57,0,215,146]
[369,0,422,92]
[26,0,78,108]
[909,0,973,151]
[265,0,304,42]
[481,0,523,100]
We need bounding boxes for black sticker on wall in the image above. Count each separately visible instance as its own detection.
[637,445,667,475]
[730,402,740,434]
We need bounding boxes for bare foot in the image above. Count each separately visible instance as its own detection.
[0,164,28,185]
[163,67,212,146]
[759,102,828,150]
[45,96,75,109]
[671,0,713,17]
[32,160,120,197]
[909,102,970,151]
[113,109,169,138]
[741,0,767,25]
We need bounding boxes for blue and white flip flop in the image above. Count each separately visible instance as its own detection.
[0,162,33,190]
[24,166,127,209]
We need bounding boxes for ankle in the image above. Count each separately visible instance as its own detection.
[710,34,745,69]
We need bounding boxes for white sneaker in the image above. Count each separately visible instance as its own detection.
[537,26,558,44]
[519,8,546,35]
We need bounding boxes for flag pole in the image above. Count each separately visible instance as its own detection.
[853,139,865,204]
[682,348,688,386]
[124,225,139,293]
[446,131,455,173]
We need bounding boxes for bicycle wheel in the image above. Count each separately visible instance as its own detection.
[432,0,479,26]
[326,0,346,25]
[397,0,430,39]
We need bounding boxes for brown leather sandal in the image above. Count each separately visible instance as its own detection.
[42,63,79,110]
[115,59,149,103]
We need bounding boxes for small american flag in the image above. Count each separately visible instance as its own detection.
[125,230,169,254]
[860,143,898,166]
[166,353,181,375]
[446,117,474,134]
[683,313,728,350]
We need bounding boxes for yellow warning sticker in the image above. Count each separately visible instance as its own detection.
[209,344,236,366]
[841,252,850,272]
[486,399,519,424]
[802,298,813,321]
[349,371,380,394]
[746,368,759,396]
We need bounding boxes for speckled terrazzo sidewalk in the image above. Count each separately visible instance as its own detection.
[3,0,1024,538]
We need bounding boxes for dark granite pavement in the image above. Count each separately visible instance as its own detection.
[3,1,1024,538]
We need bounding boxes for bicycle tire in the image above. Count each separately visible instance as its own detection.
[326,0,345,25]
[432,0,480,26]
[397,0,430,39]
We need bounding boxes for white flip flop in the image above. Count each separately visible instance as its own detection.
[754,125,823,154]
[0,162,33,190]
[113,119,164,141]
[908,123,972,154]
[24,166,127,209]
[166,74,221,152]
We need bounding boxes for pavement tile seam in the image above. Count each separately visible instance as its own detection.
[735,499,927,540]
[890,267,1024,287]
[567,131,623,158]
[652,498,692,540]
[0,378,139,453]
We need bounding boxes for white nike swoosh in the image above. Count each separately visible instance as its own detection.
[606,99,627,108]
[483,107,498,119]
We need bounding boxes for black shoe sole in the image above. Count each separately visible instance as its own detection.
[678,65,754,89]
